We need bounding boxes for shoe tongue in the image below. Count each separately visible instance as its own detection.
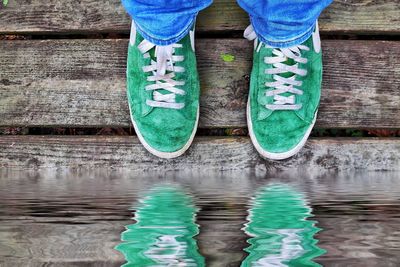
[280,57,297,78]
[258,56,298,120]
[144,46,187,115]
[149,46,156,59]
[278,57,298,102]
[279,56,310,122]
[150,47,175,95]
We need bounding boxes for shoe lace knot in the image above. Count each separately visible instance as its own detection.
[138,39,186,110]
[244,25,310,111]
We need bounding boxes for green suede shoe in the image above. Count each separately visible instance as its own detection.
[244,23,323,160]
[127,21,199,158]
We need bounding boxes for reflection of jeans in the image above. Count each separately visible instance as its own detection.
[121,0,332,47]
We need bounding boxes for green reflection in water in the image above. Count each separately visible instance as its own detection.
[115,185,205,267]
[241,184,325,267]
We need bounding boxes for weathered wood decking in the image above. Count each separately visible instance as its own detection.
[1,39,399,128]
[0,0,399,171]
[1,0,399,34]
[2,171,399,266]
[0,136,399,171]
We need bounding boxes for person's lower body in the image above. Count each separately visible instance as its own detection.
[121,0,333,159]
[122,0,332,47]
[121,0,212,46]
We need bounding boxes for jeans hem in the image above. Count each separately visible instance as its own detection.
[250,17,316,48]
[134,14,197,46]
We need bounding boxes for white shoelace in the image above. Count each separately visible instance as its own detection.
[244,25,309,111]
[138,39,186,109]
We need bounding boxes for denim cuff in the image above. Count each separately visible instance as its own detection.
[250,16,316,48]
[133,14,197,46]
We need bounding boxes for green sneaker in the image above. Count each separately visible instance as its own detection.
[244,23,323,160]
[127,21,200,158]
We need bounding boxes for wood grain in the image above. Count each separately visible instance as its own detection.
[2,171,399,266]
[0,0,399,34]
[1,39,399,128]
[0,136,399,171]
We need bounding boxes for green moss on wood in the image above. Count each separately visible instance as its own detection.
[221,53,235,62]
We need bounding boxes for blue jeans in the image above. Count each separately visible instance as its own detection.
[121,0,333,48]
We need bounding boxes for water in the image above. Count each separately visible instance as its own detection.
[0,170,400,266]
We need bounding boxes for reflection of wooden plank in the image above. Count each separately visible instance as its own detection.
[0,222,126,266]
[2,202,399,266]
[1,171,400,266]
[0,136,399,171]
[1,39,400,128]
[0,0,399,34]
[316,214,400,266]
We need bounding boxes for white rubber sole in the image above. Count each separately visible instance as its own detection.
[247,98,317,160]
[129,103,199,159]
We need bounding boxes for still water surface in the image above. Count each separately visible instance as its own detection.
[0,170,399,266]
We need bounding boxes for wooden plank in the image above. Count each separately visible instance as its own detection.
[0,0,399,34]
[1,39,399,128]
[0,136,399,171]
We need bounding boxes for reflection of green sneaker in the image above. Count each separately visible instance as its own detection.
[127,21,199,158]
[242,184,325,267]
[244,23,323,160]
[115,186,205,267]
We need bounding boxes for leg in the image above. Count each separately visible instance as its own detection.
[242,0,333,159]
[237,0,333,48]
[122,0,211,158]
[121,0,212,46]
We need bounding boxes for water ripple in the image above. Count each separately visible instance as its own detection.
[115,185,205,266]
[242,184,325,267]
